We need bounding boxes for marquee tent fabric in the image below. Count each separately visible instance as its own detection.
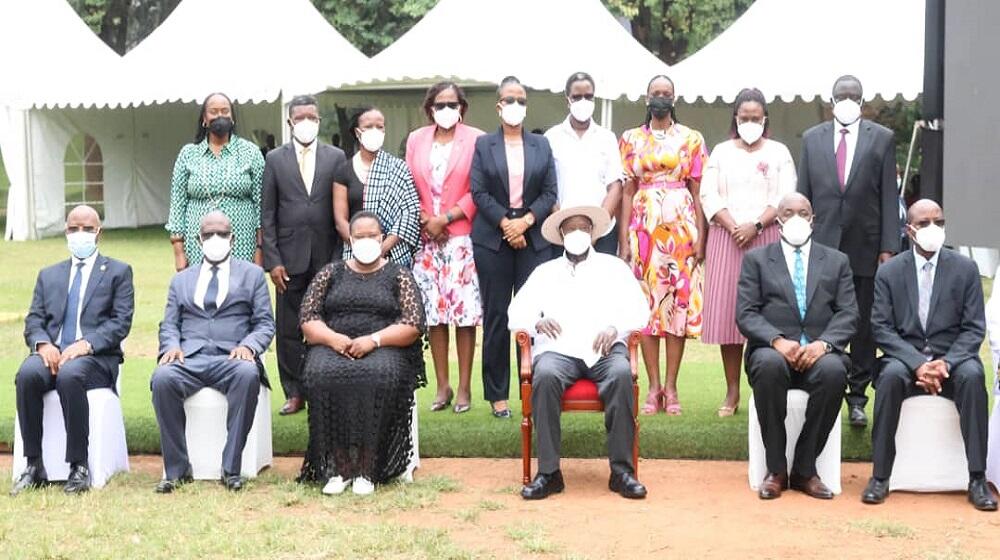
[669,0,925,103]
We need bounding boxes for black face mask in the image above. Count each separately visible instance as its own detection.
[648,96,674,119]
[208,116,234,137]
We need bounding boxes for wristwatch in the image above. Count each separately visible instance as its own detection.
[822,341,833,354]
[754,221,764,234]
[523,213,535,227]
[371,333,382,348]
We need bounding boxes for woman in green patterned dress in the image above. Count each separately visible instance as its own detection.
[166,92,266,270]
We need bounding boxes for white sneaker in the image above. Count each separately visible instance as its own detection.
[322,476,350,495]
[352,477,375,496]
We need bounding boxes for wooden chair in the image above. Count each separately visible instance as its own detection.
[516,330,642,485]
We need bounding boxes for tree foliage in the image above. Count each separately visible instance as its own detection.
[312,0,438,57]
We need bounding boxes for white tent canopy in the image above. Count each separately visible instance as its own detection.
[358,0,670,101]
[670,0,925,103]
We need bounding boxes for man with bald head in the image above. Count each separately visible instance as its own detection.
[737,193,858,500]
[12,205,135,496]
[151,211,274,493]
[863,200,997,510]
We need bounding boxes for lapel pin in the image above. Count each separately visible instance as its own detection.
[100,264,107,271]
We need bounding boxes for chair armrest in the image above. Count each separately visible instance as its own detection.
[515,330,533,382]
[627,331,641,382]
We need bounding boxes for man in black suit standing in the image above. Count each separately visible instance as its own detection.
[798,75,900,427]
[12,205,134,496]
[737,193,858,500]
[862,199,997,511]
[262,94,346,416]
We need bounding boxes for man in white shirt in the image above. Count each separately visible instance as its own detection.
[509,206,649,500]
[544,72,623,256]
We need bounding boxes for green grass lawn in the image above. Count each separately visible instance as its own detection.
[0,227,994,461]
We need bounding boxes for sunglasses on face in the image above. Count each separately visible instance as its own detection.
[433,102,461,111]
[200,231,232,241]
[500,96,527,106]
[911,219,946,229]
[569,93,595,102]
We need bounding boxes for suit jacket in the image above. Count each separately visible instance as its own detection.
[871,248,985,375]
[23,254,134,361]
[406,122,485,237]
[797,119,900,277]
[261,141,346,276]
[158,259,275,383]
[470,128,558,251]
[737,242,859,363]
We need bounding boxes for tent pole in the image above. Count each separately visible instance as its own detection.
[279,92,290,146]
[24,108,37,240]
[600,98,614,130]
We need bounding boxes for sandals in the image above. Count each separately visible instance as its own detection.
[640,389,663,415]
[429,388,453,412]
[663,392,682,416]
[717,403,739,417]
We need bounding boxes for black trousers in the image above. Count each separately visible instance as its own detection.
[871,357,988,480]
[846,274,876,408]
[747,348,848,478]
[15,354,116,464]
[275,267,318,400]
[473,239,549,402]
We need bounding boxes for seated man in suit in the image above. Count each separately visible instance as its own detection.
[737,193,858,500]
[151,211,275,493]
[508,206,649,500]
[12,205,134,496]
[863,199,997,511]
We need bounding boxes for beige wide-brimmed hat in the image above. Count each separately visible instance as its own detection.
[541,205,611,246]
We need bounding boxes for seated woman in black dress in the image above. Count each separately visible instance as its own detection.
[298,211,426,496]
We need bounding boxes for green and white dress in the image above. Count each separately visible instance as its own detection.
[166,135,265,264]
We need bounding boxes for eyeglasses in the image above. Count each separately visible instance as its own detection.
[432,102,461,111]
[200,231,232,241]
[911,219,946,228]
[569,93,595,102]
[500,96,527,106]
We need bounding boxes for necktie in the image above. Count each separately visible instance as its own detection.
[204,265,219,312]
[793,248,808,345]
[300,146,312,195]
[836,128,849,190]
[60,262,86,349]
[918,261,933,329]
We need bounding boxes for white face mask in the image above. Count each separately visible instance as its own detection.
[569,99,595,122]
[499,103,527,126]
[66,231,98,260]
[358,128,385,152]
[201,234,232,263]
[562,229,593,256]
[912,224,946,253]
[351,237,382,264]
[292,119,319,144]
[737,121,765,145]
[832,99,862,126]
[779,215,813,247]
[433,107,461,130]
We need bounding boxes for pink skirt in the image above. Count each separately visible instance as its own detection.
[701,223,780,345]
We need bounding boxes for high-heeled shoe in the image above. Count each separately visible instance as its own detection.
[717,403,739,417]
[663,391,682,416]
[640,389,663,415]
[429,388,454,412]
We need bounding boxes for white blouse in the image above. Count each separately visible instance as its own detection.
[700,138,797,226]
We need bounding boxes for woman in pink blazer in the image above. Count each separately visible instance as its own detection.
[406,81,486,414]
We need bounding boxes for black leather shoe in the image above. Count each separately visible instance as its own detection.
[848,405,868,428]
[222,473,245,492]
[10,462,48,496]
[521,471,564,500]
[63,464,90,495]
[609,472,647,499]
[154,472,193,494]
[861,477,889,505]
[968,478,998,511]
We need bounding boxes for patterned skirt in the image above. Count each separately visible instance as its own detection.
[702,223,780,345]
[628,182,703,338]
[412,234,482,327]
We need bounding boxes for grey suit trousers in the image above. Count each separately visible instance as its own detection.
[531,345,635,475]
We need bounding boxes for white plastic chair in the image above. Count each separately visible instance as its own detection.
[889,395,969,492]
[748,389,842,494]
[182,385,273,480]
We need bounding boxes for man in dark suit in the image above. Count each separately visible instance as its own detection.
[262,94,346,416]
[798,75,900,427]
[12,205,134,496]
[151,212,275,493]
[862,200,997,511]
[737,193,858,500]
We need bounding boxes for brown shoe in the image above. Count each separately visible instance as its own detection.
[789,473,834,500]
[758,472,788,500]
[279,397,305,416]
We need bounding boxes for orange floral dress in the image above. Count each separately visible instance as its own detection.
[619,124,707,338]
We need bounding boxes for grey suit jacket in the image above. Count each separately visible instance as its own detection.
[737,241,859,363]
[871,248,985,375]
[797,119,900,277]
[24,254,134,361]
[261,141,346,276]
[158,259,275,381]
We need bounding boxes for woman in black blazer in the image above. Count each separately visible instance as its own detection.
[470,76,558,418]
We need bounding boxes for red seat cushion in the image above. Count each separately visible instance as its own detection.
[562,379,600,402]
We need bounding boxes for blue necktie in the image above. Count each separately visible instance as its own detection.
[793,248,808,346]
[60,262,86,349]
[204,266,219,312]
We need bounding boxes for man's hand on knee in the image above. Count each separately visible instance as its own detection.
[36,342,61,375]
[159,348,185,366]
[58,340,92,368]
[229,346,255,361]
[592,327,618,357]
[771,337,803,367]
[536,318,562,339]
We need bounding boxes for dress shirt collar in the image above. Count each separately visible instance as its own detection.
[201,258,231,275]
[913,248,940,271]
[780,239,811,260]
[835,118,861,136]
[561,250,596,273]
[73,250,100,269]
[558,116,599,140]
[199,136,235,156]
[293,138,316,155]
